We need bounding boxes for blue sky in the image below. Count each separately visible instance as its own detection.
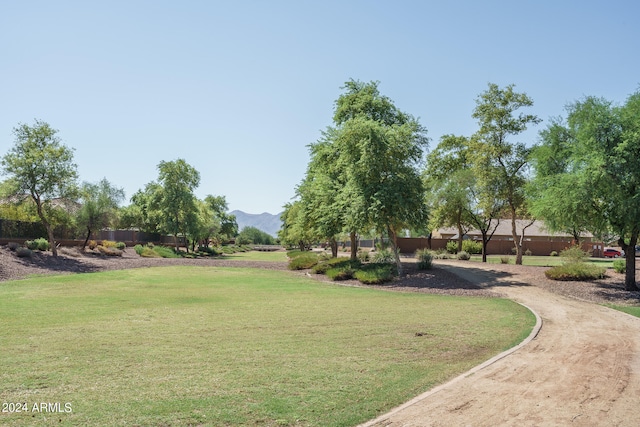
[1,1,638,214]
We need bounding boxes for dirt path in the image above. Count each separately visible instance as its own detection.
[360,260,640,427]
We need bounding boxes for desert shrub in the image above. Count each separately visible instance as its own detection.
[288,252,319,270]
[415,249,433,270]
[545,263,606,281]
[461,240,482,254]
[326,266,356,281]
[25,238,49,251]
[500,256,511,264]
[97,245,123,256]
[8,242,20,251]
[446,241,458,254]
[371,248,396,264]
[357,250,370,263]
[613,259,626,274]
[139,247,161,258]
[560,246,590,263]
[152,246,181,258]
[457,251,471,261]
[115,241,126,250]
[312,258,355,274]
[431,250,450,260]
[134,244,144,255]
[36,238,50,251]
[16,247,32,258]
[100,240,117,248]
[550,251,558,257]
[354,263,397,284]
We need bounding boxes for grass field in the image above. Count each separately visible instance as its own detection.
[607,305,640,318]
[223,250,288,262]
[468,254,618,268]
[0,266,535,426]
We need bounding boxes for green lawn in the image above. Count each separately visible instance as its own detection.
[222,249,288,262]
[0,266,535,426]
[468,254,618,268]
[607,305,640,318]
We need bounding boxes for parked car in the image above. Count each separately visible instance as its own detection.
[603,248,623,258]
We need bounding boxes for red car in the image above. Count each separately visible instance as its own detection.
[603,248,623,258]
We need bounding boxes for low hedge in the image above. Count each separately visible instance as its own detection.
[545,262,606,281]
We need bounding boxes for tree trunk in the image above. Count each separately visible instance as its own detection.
[481,232,488,263]
[34,196,57,257]
[387,225,402,276]
[511,212,523,265]
[82,226,92,251]
[350,231,358,261]
[457,224,464,252]
[620,235,639,291]
[330,238,338,258]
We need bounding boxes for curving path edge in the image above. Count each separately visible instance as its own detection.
[358,260,640,427]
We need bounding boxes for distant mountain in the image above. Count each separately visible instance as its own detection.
[231,210,283,237]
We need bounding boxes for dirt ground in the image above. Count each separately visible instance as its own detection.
[2,247,640,426]
[360,259,640,427]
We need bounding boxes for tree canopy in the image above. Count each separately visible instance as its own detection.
[530,90,640,290]
[1,120,78,256]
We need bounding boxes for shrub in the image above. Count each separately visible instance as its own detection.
[560,246,590,263]
[500,256,511,264]
[88,240,97,249]
[354,263,397,284]
[25,238,49,251]
[462,240,482,254]
[415,249,433,270]
[457,251,471,261]
[326,266,355,281]
[371,248,396,264]
[431,250,450,260]
[8,242,20,251]
[311,258,354,274]
[550,251,558,257]
[139,247,161,258]
[134,244,144,255]
[152,246,181,258]
[357,250,370,263]
[97,246,123,257]
[446,241,458,254]
[524,248,532,256]
[16,247,32,258]
[545,263,606,281]
[115,241,126,250]
[613,259,626,274]
[100,240,116,248]
[36,238,50,251]
[288,252,319,270]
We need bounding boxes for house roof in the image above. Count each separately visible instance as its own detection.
[435,219,593,239]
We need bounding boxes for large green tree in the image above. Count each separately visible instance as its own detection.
[471,83,541,265]
[156,159,201,251]
[423,134,474,252]
[332,80,429,272]
[528,118,595,243]
[77,178,125,250]
[1,120,78,256]
[532,90,640,291]
[296,128,345,257]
